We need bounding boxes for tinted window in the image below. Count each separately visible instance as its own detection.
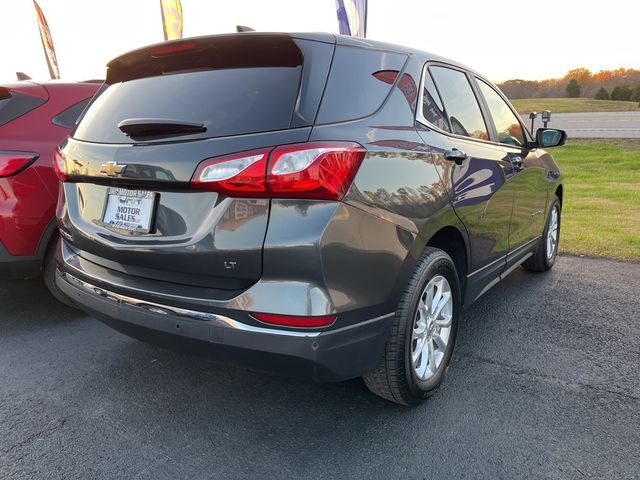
[421,70,450,132]
[430,67,488,141]
[316,47,407,124]
[52,98,92,129]
[477,80,525,147]
[74,67,301,143]
[0,91,46,127]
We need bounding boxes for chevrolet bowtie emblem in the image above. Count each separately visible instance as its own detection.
[100,161,126,176]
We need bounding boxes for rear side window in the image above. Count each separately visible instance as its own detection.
[52,98,92,129]
[316,46,408,124]
[0,90,46,127]
[421,70,450,132]
[429,66,488,141]
[74,67,302,143]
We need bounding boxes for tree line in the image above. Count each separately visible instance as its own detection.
[498,67,640,101]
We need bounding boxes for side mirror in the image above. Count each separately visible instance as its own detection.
[536,128,567,148]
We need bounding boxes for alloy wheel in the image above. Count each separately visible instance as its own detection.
[547,206,559,260]
[410,275,453,381]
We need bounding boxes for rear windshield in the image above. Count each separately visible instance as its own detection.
[74,67,302,143]
[0,91,46,127]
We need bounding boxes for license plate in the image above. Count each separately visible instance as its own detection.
[102,187,156,233]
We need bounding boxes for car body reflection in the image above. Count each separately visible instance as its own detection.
[451,157,506,208]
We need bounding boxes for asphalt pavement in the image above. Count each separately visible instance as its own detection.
[1,255,639,479]
[522,111,640,138]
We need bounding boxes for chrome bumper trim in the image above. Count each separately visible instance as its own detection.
[57,270,322,338]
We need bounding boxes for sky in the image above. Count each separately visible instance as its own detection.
[1,0,639,84]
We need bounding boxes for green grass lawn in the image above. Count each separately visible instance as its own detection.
[511,98,639,114]
[552,140,640,261]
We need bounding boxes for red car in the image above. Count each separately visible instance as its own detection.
[0,80,100,304]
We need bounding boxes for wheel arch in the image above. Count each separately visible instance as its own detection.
[555,183,563,205]
[424,225,469,299]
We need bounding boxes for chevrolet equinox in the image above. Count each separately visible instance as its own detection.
[54,33,565,405]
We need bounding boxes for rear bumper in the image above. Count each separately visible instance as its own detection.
[56,269,394,382]
[0,217,58,279]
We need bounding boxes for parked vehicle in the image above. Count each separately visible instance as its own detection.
[0,80,100,305]
[54,33,565,405]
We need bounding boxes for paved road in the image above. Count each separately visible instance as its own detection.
[521,111,640,138]
[1,256,639,479]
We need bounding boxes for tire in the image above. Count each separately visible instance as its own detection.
[42,237,78,309]
[364,247,461,406]
[523,195,561,272]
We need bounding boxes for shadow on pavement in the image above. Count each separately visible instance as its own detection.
[0,278,86,333]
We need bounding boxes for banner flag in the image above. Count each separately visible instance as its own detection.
[160,0,184,41]
[33,0,60,79]
[335,0,367,38]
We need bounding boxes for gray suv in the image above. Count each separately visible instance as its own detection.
[55,33,565,405]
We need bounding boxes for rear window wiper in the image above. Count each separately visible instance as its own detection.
[117,118,206,139]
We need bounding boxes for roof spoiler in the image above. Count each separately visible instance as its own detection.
[106,34,304,84]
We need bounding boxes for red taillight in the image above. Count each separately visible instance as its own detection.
[251,312,336,328]
[150,41,196,57]
[0,151,38,178]
[190,142,365,200]
[53,148,68,181]
[191,148,271,197]
[268,142,365,200]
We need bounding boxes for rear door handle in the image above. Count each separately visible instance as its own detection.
[444,149,468,165]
